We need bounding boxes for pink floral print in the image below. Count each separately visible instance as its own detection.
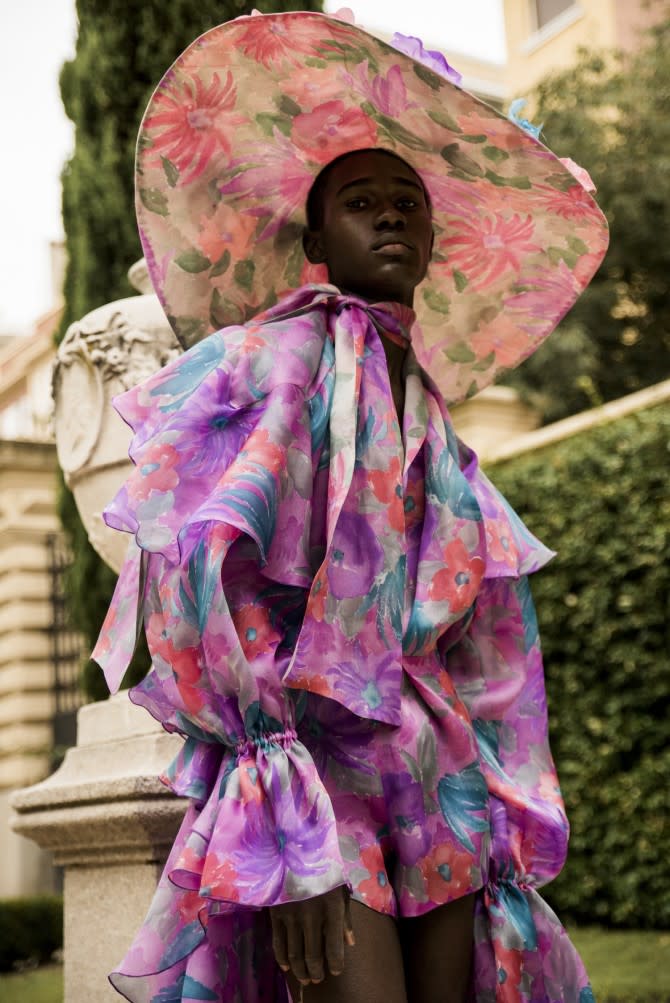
[94,287,593,1002]
[135,11,609,407]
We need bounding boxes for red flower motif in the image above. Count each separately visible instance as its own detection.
[420,844,473,905]
[233,604,281,661]
[291,101,378,165]
[490,940,523,1003]
[145,71,237,183]
[234,16,355,69]
[369,457,405,532]
[534,181,598,221]
[307,569,329,622]
[238,757,265,807]
[176,888,205,924]
[285,669,332,699]
[202,856,241,902]
[357,845,394,912]
[369,456,401,503]
[439,214,540,291]
[537,770,563,807]
[228,427,284,481]
[127,442,180,502]
[146,613,204,715]
[485,520,518,569]
[196,205,257,263]
[428,538,485,611]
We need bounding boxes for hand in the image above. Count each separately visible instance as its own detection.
[270,886,355,986]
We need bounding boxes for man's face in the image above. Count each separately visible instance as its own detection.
[303,150,434,306]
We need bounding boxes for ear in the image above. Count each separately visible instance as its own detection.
[302,227,327,264]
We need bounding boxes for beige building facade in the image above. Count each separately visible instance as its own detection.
[504,0,666,98]
[0,306,84,898]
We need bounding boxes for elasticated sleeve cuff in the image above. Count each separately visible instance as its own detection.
[162,730,347,908]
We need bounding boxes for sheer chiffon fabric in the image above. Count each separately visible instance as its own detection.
[93,286,593,1002]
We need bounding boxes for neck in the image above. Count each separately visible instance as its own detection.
[340,286,414,308]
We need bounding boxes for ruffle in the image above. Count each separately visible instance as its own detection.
[109,728,345,1002]
[94,289,554,712]
[104,290,334,569]
[466,459,555,579]
[474,879,594,1001]
[163,729,346,907]
[423,367,554,582]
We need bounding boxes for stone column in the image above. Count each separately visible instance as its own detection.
[11,693,185,1002]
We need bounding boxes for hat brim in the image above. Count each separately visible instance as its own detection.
[136,11,608,405]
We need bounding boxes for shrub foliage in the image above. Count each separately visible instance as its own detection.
[489,403,670,928]
[506,11,670,422]
[0,896,63,972]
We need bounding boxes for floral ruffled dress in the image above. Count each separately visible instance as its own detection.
[94,285,594,1003]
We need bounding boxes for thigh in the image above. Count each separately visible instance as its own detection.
[399,893,475,1003]
[284,900,408,1003]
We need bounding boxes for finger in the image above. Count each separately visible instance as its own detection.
[303,912,325,984]
[344,893,356,947]
[286,917,310,985]
[270,912,290,973]
[325,893,346,976]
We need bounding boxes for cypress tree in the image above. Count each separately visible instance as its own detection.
[58,0,322,699]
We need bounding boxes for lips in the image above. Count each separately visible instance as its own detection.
[372,236,414,252]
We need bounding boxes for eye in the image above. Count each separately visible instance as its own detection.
[396,197,419,210]
[345,197,368,209]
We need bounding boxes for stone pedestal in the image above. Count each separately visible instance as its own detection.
[11,693,186,1002]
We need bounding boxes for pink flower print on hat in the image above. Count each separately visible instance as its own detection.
[144,71,239,185]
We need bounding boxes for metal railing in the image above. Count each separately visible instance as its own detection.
[46,534,84,759]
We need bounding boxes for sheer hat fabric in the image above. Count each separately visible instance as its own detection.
[135,10,608,405]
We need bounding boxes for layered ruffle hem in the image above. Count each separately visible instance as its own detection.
[93,285,595,1002]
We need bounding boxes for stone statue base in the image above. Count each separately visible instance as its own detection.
[11,694,185,1002]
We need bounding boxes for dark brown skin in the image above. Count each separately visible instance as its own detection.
[303,149,433,425]
[270,151,475,1001]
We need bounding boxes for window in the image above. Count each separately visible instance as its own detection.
[533,0,575,29]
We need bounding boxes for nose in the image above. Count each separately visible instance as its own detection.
[374,202,406,229]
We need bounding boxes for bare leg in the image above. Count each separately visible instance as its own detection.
[284,899,408,1003]
[400,893,475,1003]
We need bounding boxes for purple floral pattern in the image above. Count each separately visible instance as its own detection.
[94,288,593,1001]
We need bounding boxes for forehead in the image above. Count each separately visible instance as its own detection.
[322,150,425,198]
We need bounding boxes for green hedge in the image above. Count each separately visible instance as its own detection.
[0,896,63,972]
[489,403,670,929]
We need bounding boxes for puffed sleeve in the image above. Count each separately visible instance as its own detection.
[446,575,593,1000]
[92,311,349,997]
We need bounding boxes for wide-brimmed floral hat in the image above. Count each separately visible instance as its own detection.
[136,10,608,405]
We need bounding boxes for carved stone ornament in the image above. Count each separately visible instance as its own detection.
[53,262,181,572]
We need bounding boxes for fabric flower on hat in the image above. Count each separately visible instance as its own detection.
[508,98,543,140]
[559,157,596,192]
[390,32,462,86]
